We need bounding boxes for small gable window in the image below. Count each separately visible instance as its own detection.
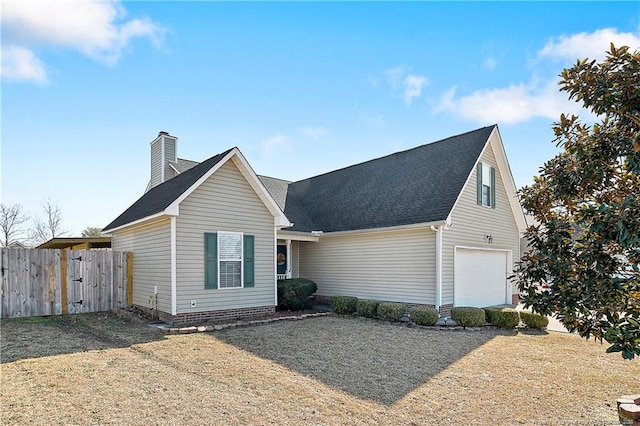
[205,232,255,289]
[477,162,496,209]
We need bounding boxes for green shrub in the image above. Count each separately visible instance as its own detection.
[450,307,486,328]
[276,278,318,311]
[377,302,406,321]
[484,307,520,329]
[331,295,358,314]
[410,306,440,326]
[520,311,549,329]
[356,299,380,318]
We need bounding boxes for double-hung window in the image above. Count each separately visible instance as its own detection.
[205,232,255,289]
[218,232,242,288]
[477,162,496,209]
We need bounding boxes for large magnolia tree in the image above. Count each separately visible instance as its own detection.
[515,44,640,359]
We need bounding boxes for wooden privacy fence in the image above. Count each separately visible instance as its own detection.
[0,248,133,318]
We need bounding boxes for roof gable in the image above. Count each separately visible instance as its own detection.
[104,148,290,233]
[283,125,496,232]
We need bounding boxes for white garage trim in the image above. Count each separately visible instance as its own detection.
[454,246,512,307]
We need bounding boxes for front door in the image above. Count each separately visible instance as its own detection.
[277,245,287,276]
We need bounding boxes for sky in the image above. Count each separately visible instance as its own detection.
[2,0,639,240]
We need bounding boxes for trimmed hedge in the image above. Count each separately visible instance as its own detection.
[331,295,358,314]
[520,311,549,329]
[410,306,440,326]
[484,307,520,329]
[356,299,380,318]
[450,307,486,328]
[277,278,318,311]
[377,302,405,322]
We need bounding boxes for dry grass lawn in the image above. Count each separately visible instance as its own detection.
[1,312,637,425]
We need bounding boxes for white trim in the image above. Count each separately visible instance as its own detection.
[453,245,513,306]
[170,216,177,315]
[445,126,527,232]
[274,224,278,306]
[277,230,320,242]
[217,231,244,289]
[315,220,445,238]
[165,148,292,228]
[285,239,292,279]
[169,162,181,175]
[103,211,169,234]
[230,154,292,228]
[432,225,443,310]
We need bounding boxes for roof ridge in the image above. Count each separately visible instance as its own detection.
[291,125,495,184]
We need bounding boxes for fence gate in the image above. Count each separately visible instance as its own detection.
[0,248,132,318]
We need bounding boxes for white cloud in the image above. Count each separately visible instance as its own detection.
[384,66,429,106]
[538,28,640,62]
[261,135,291,158]
[436,28,634,124]
[403,74,428,106]
[435,81,581,125]
[301,126,328,139]
[0,45,47,84]
[1,0,164,83]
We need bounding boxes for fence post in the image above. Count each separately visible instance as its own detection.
[60,250,68,315]
[126,252,133,307]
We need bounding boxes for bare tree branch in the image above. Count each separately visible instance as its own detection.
[0,203,30,247]
[30,198,67,245]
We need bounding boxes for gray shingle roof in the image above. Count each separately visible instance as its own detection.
[104,125,495,234]
[257,175,291,210]
[283,125,495,232]
[169,158,200,174]
[103,148,233,232]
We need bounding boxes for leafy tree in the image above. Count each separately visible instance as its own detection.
[81,227,103,238]
[515,44,640,359]
[0,203,30,247]
[30,198,67,244]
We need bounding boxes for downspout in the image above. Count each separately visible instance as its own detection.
[286,239,292,279]
[431,224,443,312]
[171,216,177,315]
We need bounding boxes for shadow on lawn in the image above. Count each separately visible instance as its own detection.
[0,311,165,364]
[215,315,516,406]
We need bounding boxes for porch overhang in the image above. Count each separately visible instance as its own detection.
[277,230,320,242]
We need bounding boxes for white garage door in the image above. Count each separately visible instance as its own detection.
[455,248,508,307]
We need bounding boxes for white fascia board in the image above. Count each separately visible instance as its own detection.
[317,221,445,238]
[165,149,236,213]
[229,152,293,227]
[164,148,293,228]
[168,163,181,175]
[102,211,168,234]
[444,125,527,233]
[277,230,320,242]
[489,126,528,233]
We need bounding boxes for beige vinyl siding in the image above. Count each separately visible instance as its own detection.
[111,218,172,313]
[441,137,520,305]
[292,241,300,278]
[175,160,275,314]
[298,228,436,304]
[150,139,163,188]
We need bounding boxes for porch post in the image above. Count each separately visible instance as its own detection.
[286,239,292,279]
